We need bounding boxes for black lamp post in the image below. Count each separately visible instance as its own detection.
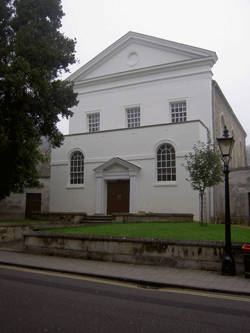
[217,126,236,276]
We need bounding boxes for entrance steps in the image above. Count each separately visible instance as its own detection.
[82,215,113,224]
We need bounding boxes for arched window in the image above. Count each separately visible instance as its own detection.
[70,151,84,184]
[157,144,176,181]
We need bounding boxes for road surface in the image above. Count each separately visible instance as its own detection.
[0,265,249,332]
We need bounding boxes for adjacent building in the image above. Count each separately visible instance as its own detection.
[0,140,51,220]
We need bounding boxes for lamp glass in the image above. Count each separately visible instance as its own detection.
[218,139,232,157]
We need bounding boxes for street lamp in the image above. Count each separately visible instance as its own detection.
[217,126,236,276]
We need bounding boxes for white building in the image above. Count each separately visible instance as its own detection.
[50,32,247,221]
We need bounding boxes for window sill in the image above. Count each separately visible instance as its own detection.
[67,185,85,189]
[154,182,177,187]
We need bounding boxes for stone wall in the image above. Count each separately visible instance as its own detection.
[214,167,250,225]
[112,213,194,223]
[0,178,50,220]
[212,81,247,168]
[23,231,248,273]
[0,224,33,242]
[31,212,87,222]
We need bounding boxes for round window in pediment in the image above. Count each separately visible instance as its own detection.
[126,51,139,66]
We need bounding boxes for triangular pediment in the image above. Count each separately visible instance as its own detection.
[67,32,218,82]
[93,157,141,173]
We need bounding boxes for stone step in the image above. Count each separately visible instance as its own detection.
[82,215,112,223]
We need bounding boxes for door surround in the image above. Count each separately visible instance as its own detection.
[93,157,141,215]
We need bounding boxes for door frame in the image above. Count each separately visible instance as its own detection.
[94,157,140,215]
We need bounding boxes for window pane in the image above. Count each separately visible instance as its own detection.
[157,144,176,182]
[89,113,100,132]
[70,152,84,185]
[171,101,187,123]
[127,107,140,128]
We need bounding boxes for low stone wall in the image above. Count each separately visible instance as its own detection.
[0,224,34,242]
[112,213,194,223]
[31,212,193,223]
[31,212,87,222]
[0,222,81,242]
[23,231,247,273]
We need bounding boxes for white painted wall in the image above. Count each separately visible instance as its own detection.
[69,74,213,138]
[51,33,217,219]
[51,121,208,219]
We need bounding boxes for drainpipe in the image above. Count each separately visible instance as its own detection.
[206,128,212,224]
[212,81,217,224]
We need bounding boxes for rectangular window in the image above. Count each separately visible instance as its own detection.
[127,107,140,128]
[88,113,100,132]
[171,102,187,123]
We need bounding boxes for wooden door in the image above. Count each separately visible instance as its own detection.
[107,180,130,214]
[25,193,42,218]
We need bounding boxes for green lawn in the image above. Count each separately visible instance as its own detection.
[45,222,250,243]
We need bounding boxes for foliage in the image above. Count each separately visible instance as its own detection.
[0,0,78,199]
[183,141,223,225]
[45,222,250,243]
[184,141,223,194]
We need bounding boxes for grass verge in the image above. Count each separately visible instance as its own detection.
[45,222,250,242]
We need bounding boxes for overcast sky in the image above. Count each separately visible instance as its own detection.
[58,0,250,144]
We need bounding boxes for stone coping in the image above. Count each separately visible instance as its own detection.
[0,223,33,227]
[22,231,250,249]
[112,213,194,217]
[32,212,88,216]
[0,222,76,227]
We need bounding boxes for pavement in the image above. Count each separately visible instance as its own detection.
[0,241,250,296]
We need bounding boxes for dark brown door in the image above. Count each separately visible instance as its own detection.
[25,193,42,218]
[107,180,130,214]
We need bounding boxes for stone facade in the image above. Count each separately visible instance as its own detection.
[37,147,51,178]
[215,167,250,226]
[247,145,250,166]
[212,81,247,168]
[212,81,249,225]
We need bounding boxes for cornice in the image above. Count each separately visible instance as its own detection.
[66,119,208,138]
